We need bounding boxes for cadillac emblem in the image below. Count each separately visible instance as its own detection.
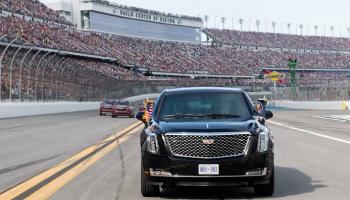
[202,139,214,145]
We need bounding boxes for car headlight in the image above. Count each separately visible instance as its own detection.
[146,125,160,155]
[257,131,269,152]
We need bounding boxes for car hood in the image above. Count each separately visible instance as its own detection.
[157,119,258,133]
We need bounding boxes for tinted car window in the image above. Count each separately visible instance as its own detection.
[104,99,114,104]
[159,93,251,121]
[117,101,130,106]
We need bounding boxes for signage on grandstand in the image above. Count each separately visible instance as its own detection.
[264,71,285,82]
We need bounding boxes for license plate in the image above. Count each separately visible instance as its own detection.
[198,164,219,175]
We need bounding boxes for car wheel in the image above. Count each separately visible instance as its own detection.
[111,114,117,118]
[254,169,274,196]
[100,112,102,116]
[141,164,159,197]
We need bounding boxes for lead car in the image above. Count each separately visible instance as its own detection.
[136,87,274,197]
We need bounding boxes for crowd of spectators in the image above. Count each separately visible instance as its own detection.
[206,28,350,51]
[2,15,350,77]
[0,0,72,25]
[1,0,350,100]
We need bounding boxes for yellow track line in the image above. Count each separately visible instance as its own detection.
[0,121,142,200]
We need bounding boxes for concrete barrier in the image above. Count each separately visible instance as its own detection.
[0,94,159,119]
[271,100,350,111]
[0,102,100,119]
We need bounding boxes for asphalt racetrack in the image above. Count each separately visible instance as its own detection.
[0,109,349,200]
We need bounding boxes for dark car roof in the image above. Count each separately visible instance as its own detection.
[163,87,244,95]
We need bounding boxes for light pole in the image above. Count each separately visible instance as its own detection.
[248,18,251,31]
[231,17,234,30]
[330,26,334,37]
[347,27,350,37]
[214,16,217,28]
[27,50,42,100]
[221,17,226,30]
[204,15,209,28]
[239,18,243,32]
[9,41,29,101]
[299,24,303,35]
[280,22,283,34]
[287,23,291,35]
[0,37,17,102]
[19,46,35,102]
[272,21,276,33]
[256,20,260,32]
[314,25,318,36]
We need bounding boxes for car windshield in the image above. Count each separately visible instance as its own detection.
[117,101,130,106]
[159,92,251,121]
[104,99,114,104]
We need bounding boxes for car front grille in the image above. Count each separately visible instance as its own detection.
[165,133,250,159]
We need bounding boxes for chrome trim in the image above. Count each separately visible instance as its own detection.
[149,168,267,178]
[165,132,251,136]
[164,132,252,159]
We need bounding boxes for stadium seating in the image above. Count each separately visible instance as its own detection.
[1,0,350,102]
[0,0,72,25]
[206,28,350,51]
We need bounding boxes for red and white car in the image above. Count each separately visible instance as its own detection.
[111,100,135,118]
[99,99,116,116]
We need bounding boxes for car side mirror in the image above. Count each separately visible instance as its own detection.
[265,110,273,120]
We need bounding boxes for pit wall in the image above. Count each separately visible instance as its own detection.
[0,94,160,119]
[270,100,350,111]
[0,102,100,119]
[1,96,349,119]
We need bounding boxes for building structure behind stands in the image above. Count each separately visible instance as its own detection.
[45,0,203,43]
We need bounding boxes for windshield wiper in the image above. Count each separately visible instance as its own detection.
[203,114,241,119]
[161,114,204,119]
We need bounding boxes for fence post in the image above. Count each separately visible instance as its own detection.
[0,37,17,102]
[34,52,50,101]
[27,50,42,101]
[19,46,35,102]
[40,54,56,101]
[9,42,29,101]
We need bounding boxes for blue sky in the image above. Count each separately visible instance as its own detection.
[41,0,350,36]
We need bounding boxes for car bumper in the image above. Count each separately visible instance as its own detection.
[100,108,112,113]
[112,110,133,115]
[142,150,273,187]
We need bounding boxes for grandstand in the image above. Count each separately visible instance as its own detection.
[0,0,350,102]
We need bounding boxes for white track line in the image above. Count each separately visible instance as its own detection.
[269,121,350,145]
[313,115,350,122]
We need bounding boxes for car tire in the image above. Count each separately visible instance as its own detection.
[141,164,159,197]
[129,114,134,118]
[111,114,116,118]
[254,169,274,196]
[99,112,102,116]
